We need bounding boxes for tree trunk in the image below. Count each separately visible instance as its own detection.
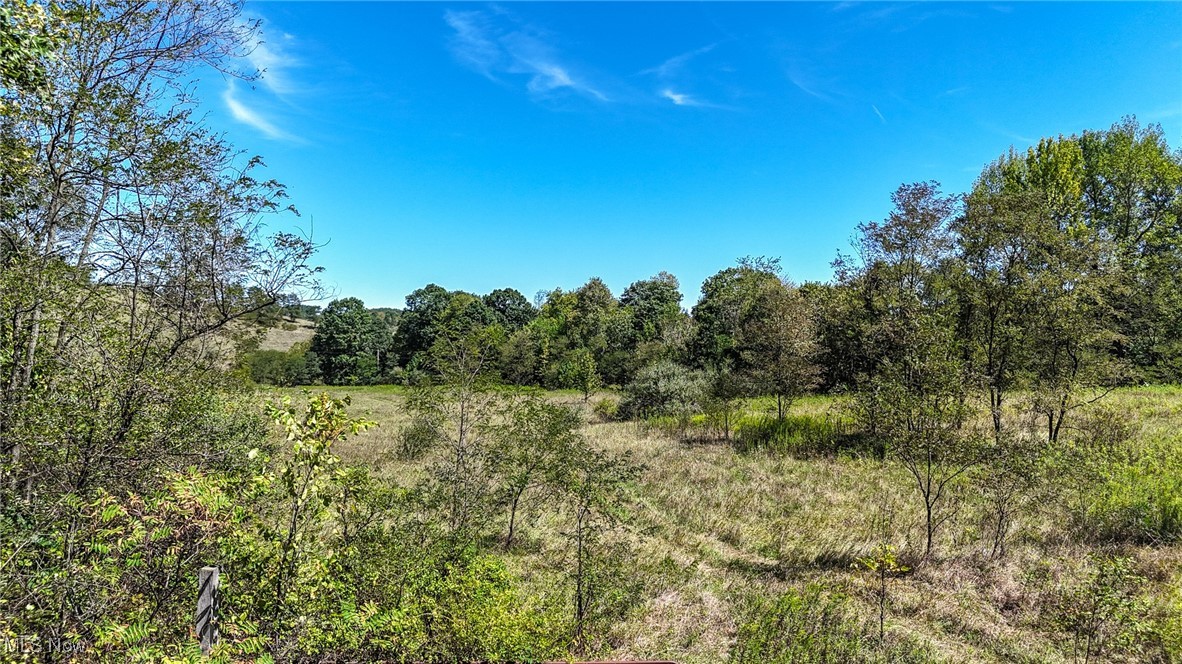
[505,490,522,550]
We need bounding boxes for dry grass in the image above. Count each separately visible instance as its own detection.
[273,385,1182,664]
[257,318,316,352]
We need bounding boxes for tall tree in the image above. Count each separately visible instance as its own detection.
[1,0,317,496]
[738,279,820,419]
[690,256,784,371]
[956,185,1048,434]
[980,137,1128,441]
[392,283,451,368]
[483,287,536,330]
[0,0,55,91]
[620,271,683,343]
[310,297,388,385]
[841,183,979,557]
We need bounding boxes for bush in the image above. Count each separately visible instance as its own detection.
[731,584,937,663]
[1075,404,1137,458]
[211,393,568,662]
[618,360,706,421]
[397,416,442,460]
[593,397,619,422]
[291,542,568,663]
[1048,555,1153,663]
[241,342,320,386]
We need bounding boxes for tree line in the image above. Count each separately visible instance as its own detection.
[284,118,1182,414]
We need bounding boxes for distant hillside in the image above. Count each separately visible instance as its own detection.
[258,318,316,352]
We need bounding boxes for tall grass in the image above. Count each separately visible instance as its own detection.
[313,385,1182,664]
[731,584,938,663]
[1085,440,1182,544]
[733,413,865,457]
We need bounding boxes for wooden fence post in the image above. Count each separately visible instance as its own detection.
[196,566,219,655]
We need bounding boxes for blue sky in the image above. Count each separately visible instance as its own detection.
[201,2,1182,309]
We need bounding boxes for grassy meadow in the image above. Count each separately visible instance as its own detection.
[257,319,317,352]
[276,385,1182,663]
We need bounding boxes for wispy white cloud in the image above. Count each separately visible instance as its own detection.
[642,43,737,109]
[659,88,736,111]
[444,10,503,79]
[871,104,886,124]
[640,43,716,79]
[661,89,693,106]
[445,9,608,102]
[786,62,835,102]
[245,39,298,97]
[222,15,308,142]
[222,81,288,140]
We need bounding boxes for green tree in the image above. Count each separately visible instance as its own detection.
[859,327,982,559]
[1,0,317,498]
[738,278,820,420]
[490,397,582,549]
[621,271,683,343]
[571,277,620,376]
[392,283,451,368]
[690,256,784,371]
[263,393,375,643]
[393,285,502,378]
[0,0,56,91]
[842,182,981,558]
[310,297,388,385]
[483,287,536,330]
[979,118,1180,386]
[558,346,601,401]
[956,185,1048,434]
[411,326,506,543]
[856,544,909,643]
[981,142,1126,442]
[555,443,639,654]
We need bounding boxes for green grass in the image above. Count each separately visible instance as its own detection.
[273,385,1182,663]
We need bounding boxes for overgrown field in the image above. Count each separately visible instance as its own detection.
[296,385,1182,663]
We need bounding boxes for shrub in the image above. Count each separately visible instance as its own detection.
[212,393,569,662]
[397,416,443,460]
[618,360,706,421]
[241,342,320,386]
[292,542,568,663]
[1049,555,1152,663]
[593,397,620,421]
[1075,404,1137,458]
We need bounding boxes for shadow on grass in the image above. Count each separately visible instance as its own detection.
[724,549,867,581]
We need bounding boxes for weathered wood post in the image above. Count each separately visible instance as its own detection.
[196,566,219,655]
